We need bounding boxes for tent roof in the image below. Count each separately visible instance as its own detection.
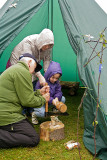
[0,0,46,57]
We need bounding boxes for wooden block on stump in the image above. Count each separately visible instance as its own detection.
[40,121,65,141]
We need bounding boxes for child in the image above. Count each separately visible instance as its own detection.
[33,61,65,119]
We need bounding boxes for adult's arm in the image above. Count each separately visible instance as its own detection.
[14,69,46,108]
[35,72,46,86]
[43,49,52,72]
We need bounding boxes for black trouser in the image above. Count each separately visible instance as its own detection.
[0,119,40,148]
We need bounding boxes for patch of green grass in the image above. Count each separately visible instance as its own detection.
[0,89,99,160]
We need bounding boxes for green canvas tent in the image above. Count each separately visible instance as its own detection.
[0,0,79,83]
[0,0,107,159]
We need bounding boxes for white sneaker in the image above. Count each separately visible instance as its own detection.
[52,108,60,113]
[31,112,38,125]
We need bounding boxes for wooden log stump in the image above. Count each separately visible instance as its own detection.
[40,119,65,141]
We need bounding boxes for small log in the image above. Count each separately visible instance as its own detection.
[56,101,67,113]
[40,120,65,141]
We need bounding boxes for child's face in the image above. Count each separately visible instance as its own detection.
[49,73,60,84]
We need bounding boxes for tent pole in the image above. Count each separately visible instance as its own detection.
[47,0,49,28]
[51,0,53,32]
[51,0,53,60]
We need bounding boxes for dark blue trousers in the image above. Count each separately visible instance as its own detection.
[0,119,40,148]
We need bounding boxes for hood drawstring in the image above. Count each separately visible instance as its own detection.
[38,50,40,63]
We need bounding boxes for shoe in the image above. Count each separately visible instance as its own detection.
[52,108,60,113]
[31,112,38,125]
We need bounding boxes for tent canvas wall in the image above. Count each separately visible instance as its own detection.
[0,0,80,83]
[59,1,107,159]
[0,0,107,159]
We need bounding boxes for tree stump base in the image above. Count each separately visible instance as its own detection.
[40,121,65,141]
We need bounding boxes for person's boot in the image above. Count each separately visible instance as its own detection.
[31,112,38,125]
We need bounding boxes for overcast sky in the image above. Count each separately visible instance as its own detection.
[0,0,107,13]
[95,0,107,13]
[0,0,7,8]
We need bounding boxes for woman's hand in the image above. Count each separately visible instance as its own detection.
[39,76,46,86]
[36,72,46,86]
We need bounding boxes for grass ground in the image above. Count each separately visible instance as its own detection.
[0,88,99,160]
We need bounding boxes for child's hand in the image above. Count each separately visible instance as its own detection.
[52,97,58,105]
[40,85,50,95]
[42,93,50,102]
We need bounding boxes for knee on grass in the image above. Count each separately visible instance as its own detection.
[30,133,40,147]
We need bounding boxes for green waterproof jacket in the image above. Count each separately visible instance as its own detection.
[0,61,46,126]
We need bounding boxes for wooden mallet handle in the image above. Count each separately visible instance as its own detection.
[45,83,48,117]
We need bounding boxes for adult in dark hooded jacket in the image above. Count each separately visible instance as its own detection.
[33,61,65,118]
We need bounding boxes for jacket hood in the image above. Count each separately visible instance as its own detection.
[36,28,54,50]
[44,61,62,81]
